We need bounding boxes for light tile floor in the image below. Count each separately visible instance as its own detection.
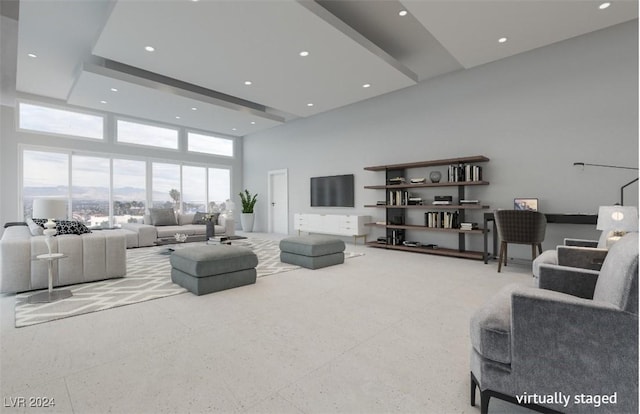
[1,233,537,413]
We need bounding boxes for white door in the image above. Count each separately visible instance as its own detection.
[268,169,288,234]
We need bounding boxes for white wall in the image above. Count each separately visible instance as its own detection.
[0,95,244,236]
[243,21,639,258]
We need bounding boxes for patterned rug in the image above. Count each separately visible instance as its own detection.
[14,238,363,327]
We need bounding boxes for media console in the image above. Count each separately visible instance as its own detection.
[293,213,371,244]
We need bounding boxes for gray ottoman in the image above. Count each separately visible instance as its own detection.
[170,245,258,295]
[279,235,345,269]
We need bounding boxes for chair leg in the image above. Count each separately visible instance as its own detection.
[497,242,505,272]
[480,390,491,414]
[470,373,476,406]
[503,243,508,266]
[538,243,543,255]
[531,244,537,261]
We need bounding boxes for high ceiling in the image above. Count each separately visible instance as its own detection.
[8,0,638,137]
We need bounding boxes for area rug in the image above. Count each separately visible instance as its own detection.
[14,238,363,327]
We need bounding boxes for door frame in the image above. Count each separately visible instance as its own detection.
[267,169,289,234]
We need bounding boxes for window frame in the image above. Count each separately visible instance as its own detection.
[16,100,105,141]
[115,117,181,151]
[186,129,235,158]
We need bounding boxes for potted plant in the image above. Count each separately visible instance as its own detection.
[239,190,258,232]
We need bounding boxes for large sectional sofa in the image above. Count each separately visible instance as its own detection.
[121,211,234,247]
[0,224,127,293]
[0,211,234,294]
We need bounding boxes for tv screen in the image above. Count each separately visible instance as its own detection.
[310,174,354,207]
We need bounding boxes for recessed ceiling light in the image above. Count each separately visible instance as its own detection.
[191,107,197,111]
[110,87,118,92]
[362,83,371,88]
[232,128,237,131]
[175,116,181,119]
[307,103,314,107]
[244,81,252,86]
[100,100,107,104]
[299,51,309,57]
[498,37,508,43]
[399,10,408,16]
[250,121,256,125]
[27,53,37,58]
[144,46,155,52]
[599,2,611,9]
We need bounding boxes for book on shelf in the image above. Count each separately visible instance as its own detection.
[460,199,480,204]
[425,211,459,229]
[460,222,479,230]
[432,201,453,205]
[447,164,483,182]
[387,177,406,185]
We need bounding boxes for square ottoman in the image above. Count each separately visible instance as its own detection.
[170,245,258,295]
[279,235,345,269]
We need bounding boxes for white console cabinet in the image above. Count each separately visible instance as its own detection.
[294,213,371,244]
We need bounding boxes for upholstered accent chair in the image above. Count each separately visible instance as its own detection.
[494,210,547,272]
[470,232,638,414]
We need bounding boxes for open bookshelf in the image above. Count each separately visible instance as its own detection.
[364,155,490,260]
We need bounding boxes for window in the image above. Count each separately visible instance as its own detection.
[72,155,110,226]
[117,120,178,150]
[208,168,231,210]
[182,166,206,213]
[22,150,69,218]
[19,102,103,139]
[152,163,181,210]
[113,159,146,225]
[188,132,233,157]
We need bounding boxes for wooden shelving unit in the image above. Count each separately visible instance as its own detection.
[364,155,490,261]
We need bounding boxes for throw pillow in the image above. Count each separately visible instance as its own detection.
[149,208,178,226]
[192,212,207,224]
[31,219,92,235]
[54,220,92,235]
[26,218,44,236]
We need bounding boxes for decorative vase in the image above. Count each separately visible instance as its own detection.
[429,171,442,183]
[240,213,254,232]
[206,222,215,239]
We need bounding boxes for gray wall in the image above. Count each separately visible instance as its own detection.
[243,21,638,258]
[0,94,244,236]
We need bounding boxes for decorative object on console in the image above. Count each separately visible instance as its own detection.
[573,162,639,205]
[32,198,67,256]
[239,189,258,232]
[596,205,638,248]
[429,171,442,183]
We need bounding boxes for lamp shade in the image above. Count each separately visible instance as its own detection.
[32,198,67,219]
[596,206,638,232]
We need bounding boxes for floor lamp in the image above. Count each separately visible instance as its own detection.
[573,162,639,206]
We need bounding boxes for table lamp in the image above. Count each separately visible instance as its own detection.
[32,198,67,256]
[596,205,638,248]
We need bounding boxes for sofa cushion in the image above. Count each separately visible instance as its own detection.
[593,232,639,314]
[192,212,208,224]
[149,208,178,226]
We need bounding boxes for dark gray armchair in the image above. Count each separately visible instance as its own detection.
[532,232,609,279]
[470,232,638,413]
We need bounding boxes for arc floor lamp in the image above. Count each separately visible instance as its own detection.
[573,162,639,206]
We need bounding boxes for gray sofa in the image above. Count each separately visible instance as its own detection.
[0,225,127,294]
[121,212,234,247]
[470,232,638,413]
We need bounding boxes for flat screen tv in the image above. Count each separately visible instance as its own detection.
[310,174,354,207]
